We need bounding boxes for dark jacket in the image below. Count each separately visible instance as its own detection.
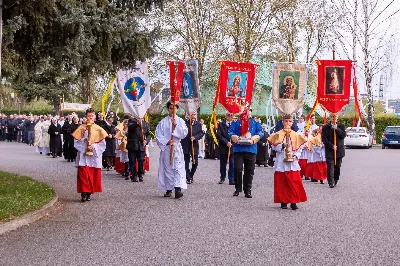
[181,120,205,155]
[26,120,37,131]
[274,119,299,133]
[102,122,116,157]
[322,122,346,159]
[216,120,232,155]
[127,118,151,152]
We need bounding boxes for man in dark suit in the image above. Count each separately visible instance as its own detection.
[217,112,235,185]
[181,111,205,184]
[127,117,151,182]
[321,113,346,188]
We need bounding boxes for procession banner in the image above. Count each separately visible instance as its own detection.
[179,59,201,114]
[62,102,92,111]
[272,62,307,115]
[116,62,151,118]
[317,60,352,113]
[217,61,258,114]
[167,61,185,104]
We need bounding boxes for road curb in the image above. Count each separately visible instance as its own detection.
[0,193,59,236]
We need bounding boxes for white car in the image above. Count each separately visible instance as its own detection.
[344,127,373,148]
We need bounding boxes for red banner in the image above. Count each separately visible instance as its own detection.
[168,61,184,104]
[217,61,258,114]
[317,60,353,113]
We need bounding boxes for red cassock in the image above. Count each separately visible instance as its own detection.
[274,170,307,203]
[114,157,125,174]
[305,162,327,181]
[298,159,308,177]
[77,166,102,194]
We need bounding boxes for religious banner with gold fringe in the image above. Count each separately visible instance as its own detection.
[116,62,151,118]
[272,63,307,115]
[317,60,353,114]
[216,61,258,114]
[179,59,201,114]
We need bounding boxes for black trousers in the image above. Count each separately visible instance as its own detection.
[326,157,343,185]
[234,152,256,193]
[128,149,145,179]
[184,153,198,181]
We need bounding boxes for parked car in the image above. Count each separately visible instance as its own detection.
[344,127,373,148]
[382,126,400,149]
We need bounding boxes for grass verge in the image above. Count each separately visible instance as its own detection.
[0,171,55,223]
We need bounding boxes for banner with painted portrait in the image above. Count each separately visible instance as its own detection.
[272,63,307,115]
[217,61,258,114]
[179,59,201,114]
[116,62,151,118]
[317,60,352,113]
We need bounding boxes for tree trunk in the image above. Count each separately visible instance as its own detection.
[53,100,61,116]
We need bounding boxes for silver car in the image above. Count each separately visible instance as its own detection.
[344,127,373,148]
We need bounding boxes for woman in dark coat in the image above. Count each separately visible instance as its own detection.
[204,127,219,160]
[48,118,62,158]
[256,124,270,167]
[62,116,75,162]
[102,116,116,170]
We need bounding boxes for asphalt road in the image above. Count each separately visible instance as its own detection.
[0,142,399,266]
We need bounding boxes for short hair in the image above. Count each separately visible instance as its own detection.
[166,101,179,109]
[86,108,95,115]
[310,114,316,119]
[282,114,293,120]
[300,114,305,119]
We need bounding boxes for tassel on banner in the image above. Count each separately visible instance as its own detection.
[323,109,327,125]
[209,109,219,145]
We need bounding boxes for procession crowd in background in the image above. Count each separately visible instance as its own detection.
[0,105,345,209]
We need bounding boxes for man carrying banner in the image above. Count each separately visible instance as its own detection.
[181,111,204,184]
[156,102,188,198]
[217,111,235,185]
[229,105,263,198]
[127,116,151,182]
[321,113,346,188]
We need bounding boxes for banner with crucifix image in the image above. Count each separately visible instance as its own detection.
[179,59,201,114]
[272,62,307,115]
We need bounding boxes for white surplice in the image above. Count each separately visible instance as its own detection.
[308,144,326,163]
[271,138,305,172]
[74,130,106,168]
[34,121,50,154]
[156,115,188,191]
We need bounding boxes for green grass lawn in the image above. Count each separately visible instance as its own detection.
[0,171,55,223]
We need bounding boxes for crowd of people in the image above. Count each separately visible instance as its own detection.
[1,105,345,209]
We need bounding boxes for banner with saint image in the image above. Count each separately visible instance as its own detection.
[317,60,352,113]
[179,59,201,113]
[217,61,258,114]
[272,62,307,115]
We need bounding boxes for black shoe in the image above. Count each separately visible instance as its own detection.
[40,152,42,154]
[244,192,252,198]
[138,176,143,182]
[233,191,240,196]
[311,179,318,182]
[218,179,225,184]
[320,180,324,184]
[329,184,335,188]
[290,203,298,210]
[80,193,87,202]
[281,203,288,209]
[334,180,338,187]
[175,189,183,199]
[86,193,91,201]
[186,179,192,184]
[229,180,235,185]
[125,176,130,180]
[257,164,261,167]
[131,177,138,182]
[305,177,310,180]
[164,190,172,197]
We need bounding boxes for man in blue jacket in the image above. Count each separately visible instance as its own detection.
[229,107,263,198]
